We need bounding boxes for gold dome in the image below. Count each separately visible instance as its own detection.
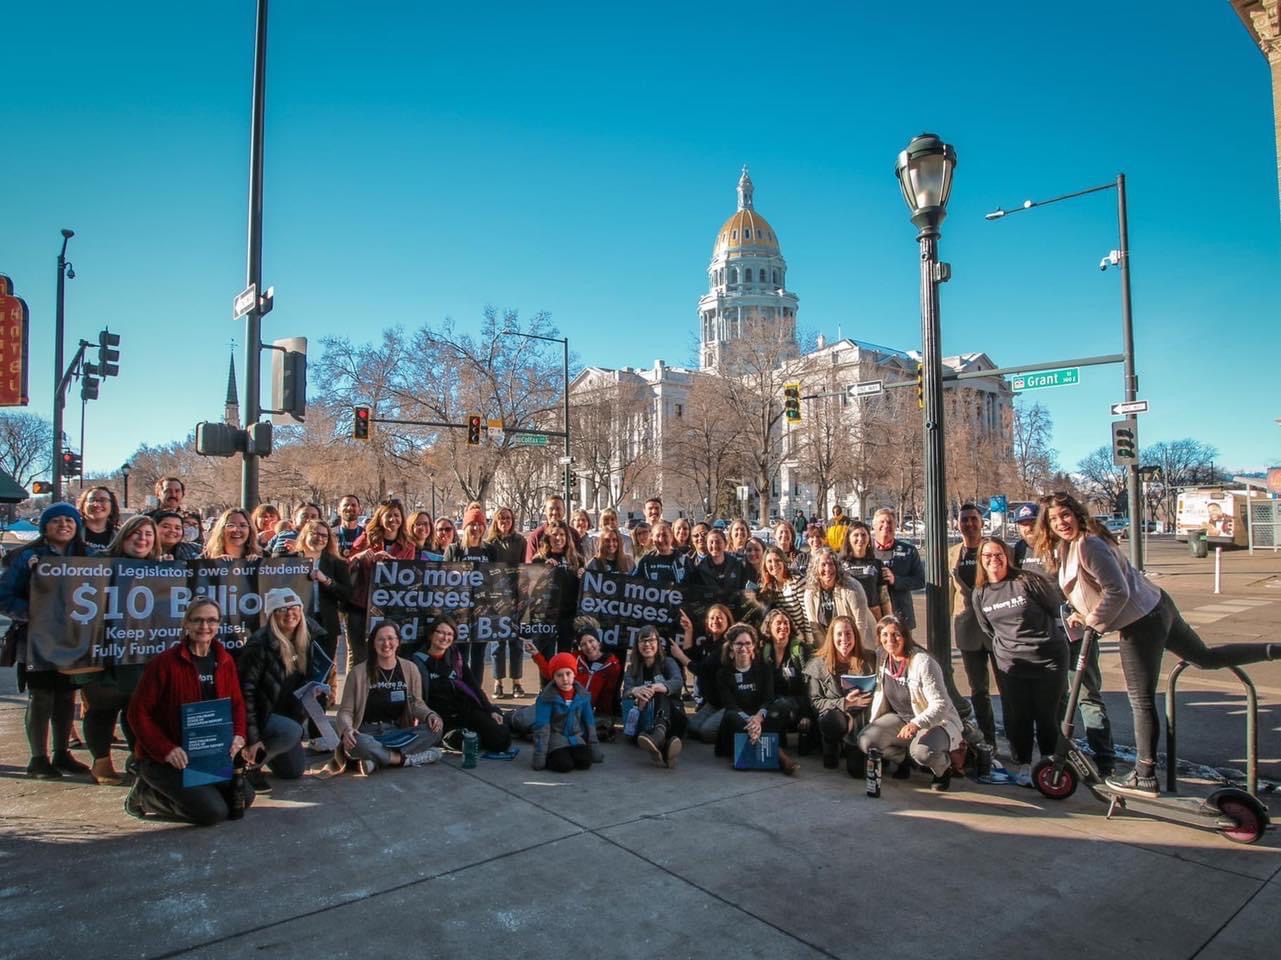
[714,209,780,255]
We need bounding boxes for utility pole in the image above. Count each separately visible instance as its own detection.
[51,229,74,503]
[241,0,269,509]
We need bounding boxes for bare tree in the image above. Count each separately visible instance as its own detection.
[571,373,654,514]
[1142,438,1219,527]
[0,412,52,488]
[1012,400,1058,499]
[1076,446,1128,514]
[668,374,745,519]
[791,380,854,521]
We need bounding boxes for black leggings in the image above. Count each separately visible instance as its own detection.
[998,668,1066,764]
[1120,591,1272,775]
[25,676,75,759]
[545,744,593,772]
[443,701,512,753]
[81,683,135,760]
[135,758,243,827]
[714,701,793,757]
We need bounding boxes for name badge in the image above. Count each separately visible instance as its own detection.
[390,690,406,703]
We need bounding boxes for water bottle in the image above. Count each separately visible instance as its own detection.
[865,748,882,798]
[462,730,479,769]
[623,706,640,737]
[228,770,247,820]
[976,741,993,779]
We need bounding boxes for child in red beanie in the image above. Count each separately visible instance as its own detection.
[531,653,603,772]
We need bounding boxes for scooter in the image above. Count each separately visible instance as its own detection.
[1033,626,1272,844]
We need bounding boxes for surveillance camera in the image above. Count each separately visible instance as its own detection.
[1098,258,1109,271]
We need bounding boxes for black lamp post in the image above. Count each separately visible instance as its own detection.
[51,229,75,503]
[895,133,963,697]
[121,462,132,509]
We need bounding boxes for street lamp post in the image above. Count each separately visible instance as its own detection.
[895,133,963,696]
[501,331,572,507]
[984,174,1142,570]
[121,462,132,509]
[51,229,75,503]
[241,0,270,510]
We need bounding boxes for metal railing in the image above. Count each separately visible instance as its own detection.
[1164,661,1259,796]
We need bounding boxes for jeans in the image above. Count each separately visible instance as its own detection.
[135,757,242,827]
[25,683,75,759]
[998,669,1066,764]
[1059,638,1116,770]
[492,638,525,682]
[857,713,952,776]
[258,713,306,779]
[622,693,688,743]
[686,704,725,743]
[81,683,135,760]
[1119,591,1273,776]
[960,648,1004,746]
[348,721,442,769]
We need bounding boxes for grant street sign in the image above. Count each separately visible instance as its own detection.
[1011,367,1079,392]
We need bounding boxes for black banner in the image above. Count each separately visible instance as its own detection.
[28,557,315,670]
[576,570,686,649]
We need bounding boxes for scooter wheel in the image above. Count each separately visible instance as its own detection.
[1211,793,1267,845]
[1033,759,1077,800]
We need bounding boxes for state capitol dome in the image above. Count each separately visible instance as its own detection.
[698,166,798,371]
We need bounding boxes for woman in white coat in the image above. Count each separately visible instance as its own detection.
[856,615,963,791]
[802,547,877,653]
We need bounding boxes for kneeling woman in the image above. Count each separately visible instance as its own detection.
[416,616,512,754]
[531,653,604,772]
[125,600,250,825]
[237,588,327,790]
[715,623,799,774]
[857,616,964,792]
[803,616,875,775]
[334,622,444,774]
[622,626,687,768]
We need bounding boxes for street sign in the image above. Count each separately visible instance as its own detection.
[233,284,257,319]
[990,495,1008,514]
[1011,367,1079,392]
[848,380,884,398]
[513,434,549,446]
[737,485,749,501]
[487,418,504,442]
[0,275,31,407]
[558,455,573,465]
[1110,400,1149,415]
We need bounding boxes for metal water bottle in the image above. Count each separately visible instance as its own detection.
[462,730,479,769]
[866,748,882,798]
[976,741,993,779]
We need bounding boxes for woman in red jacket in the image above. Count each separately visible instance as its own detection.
[124,600,250,826]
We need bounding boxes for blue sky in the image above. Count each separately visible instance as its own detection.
[2,2,1278,481]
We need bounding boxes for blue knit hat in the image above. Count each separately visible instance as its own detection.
[40,502,84,537]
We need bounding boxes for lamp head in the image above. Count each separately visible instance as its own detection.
[65,264,75,280]
[61,228,75,239]
[895,133,957,233]
[984,208,1006,221]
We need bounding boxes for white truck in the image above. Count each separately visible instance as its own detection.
[1175,488,1254,548]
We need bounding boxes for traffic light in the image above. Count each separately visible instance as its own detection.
[783,382,801,423]
[353,405,371,440]
[60,451,82,477]
[97,329,120,378]
[466,415,483,445]
[1112,420,1138,466]
[270,336,307,423]
[31,481,51,495]
[196,422,241,457]
[915,363,924,410]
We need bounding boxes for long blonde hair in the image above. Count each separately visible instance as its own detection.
[203,508,261,559]
[269,607,310,677]
[815,615,870,677]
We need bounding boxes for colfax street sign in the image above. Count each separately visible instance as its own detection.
[847,380,884,398]
[1011,367,1079,392]
[1111,400,1149,415]
[233,284,257,319]
[513,434,549,446]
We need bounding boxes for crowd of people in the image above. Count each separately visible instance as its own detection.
[4,478,1277,826]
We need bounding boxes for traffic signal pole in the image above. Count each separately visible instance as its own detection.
[51,230,73,502]
[241,0,268,510]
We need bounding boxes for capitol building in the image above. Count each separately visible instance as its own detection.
[569,167,1012,524]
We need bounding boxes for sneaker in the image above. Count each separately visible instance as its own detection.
[892,760,913,780]
[26,756,62,779]
[1015,763,1033,788]
[511,682,526,698]
[404,748,443,767]
[1106,768,1158,797]
[52,751,91,775]
[638,734,663,765]
[246,768,272,794]
[930,769,952,792]
[492,682,507,700]
[663,737,682,769]
[123,782,147,820]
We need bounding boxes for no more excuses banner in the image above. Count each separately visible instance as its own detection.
[366,560,572,649]
[28,557,315,670]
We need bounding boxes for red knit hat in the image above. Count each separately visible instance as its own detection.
[548,653,578,677]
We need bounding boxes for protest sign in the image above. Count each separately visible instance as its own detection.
[181,698,234,787]
[27,557,315,670]
[576,569,685,649]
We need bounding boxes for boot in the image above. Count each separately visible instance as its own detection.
[662,737,682,769]
[649,723,667,751]
[778,748,800,776]
[90,757,123,786]
[52,751,91,775]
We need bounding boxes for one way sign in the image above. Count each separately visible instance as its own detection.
[1110,400,1149,415]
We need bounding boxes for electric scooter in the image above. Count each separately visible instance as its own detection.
[1033,626,1272,844]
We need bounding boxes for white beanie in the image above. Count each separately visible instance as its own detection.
[262,587,303,618]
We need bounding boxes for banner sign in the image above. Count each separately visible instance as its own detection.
[576,569,686,648]
[0,275,31,407]
[366,560,572,652]
[28,557,314,670]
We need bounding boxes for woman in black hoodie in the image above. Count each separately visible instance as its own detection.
[972,537,1068,789]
